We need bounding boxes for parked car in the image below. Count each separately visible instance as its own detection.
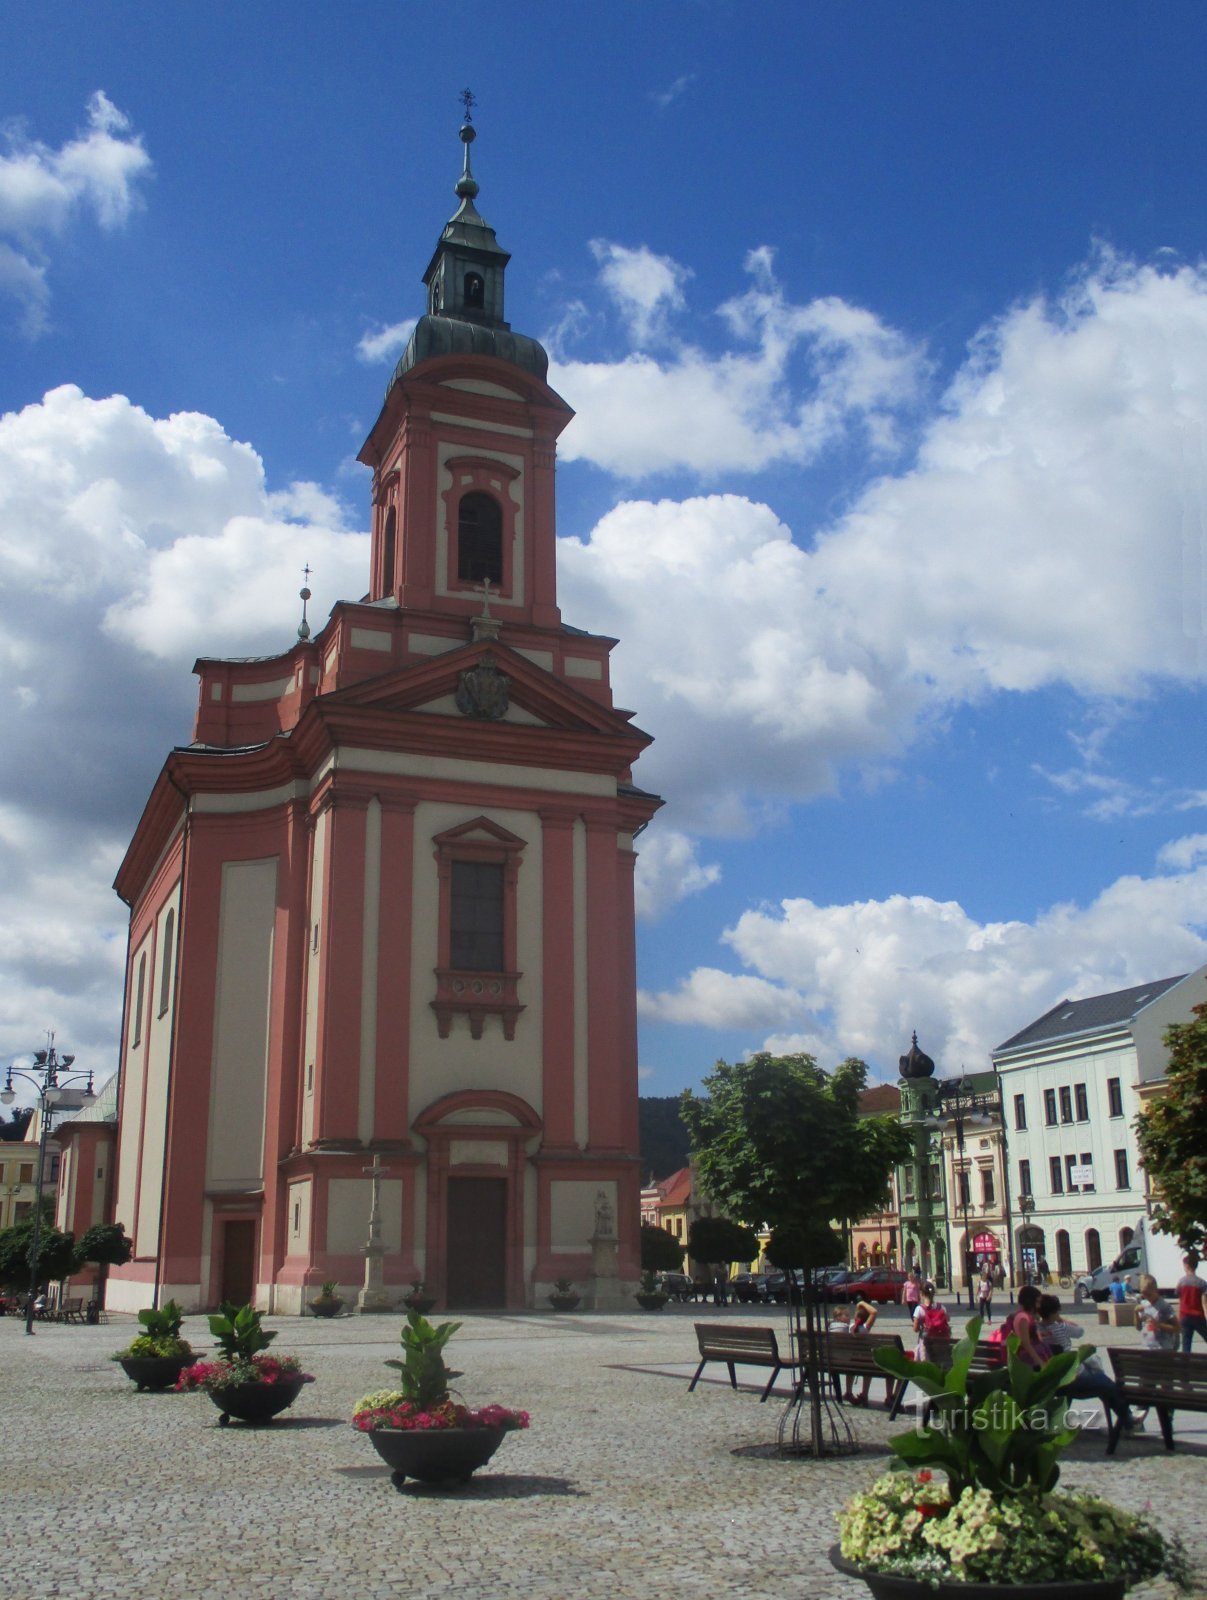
[830,1267,908,1304]
[655,1271,695,1301]
[731,1271,773,1303]
[816,1270,857,1301]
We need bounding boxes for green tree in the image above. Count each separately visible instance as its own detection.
[640,1223,684,1272]
[1134,1001,1207,1254]
[0,1221,76,1289]
[687,1215,759,1268]
[73,1222,133,1271]
[681,1052,912,1455]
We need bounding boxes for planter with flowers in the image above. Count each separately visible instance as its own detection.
[547,1278,581,1312]
[112,1300,193,1392]
[634,1269,668,1311]
[832,1316,1189,1599]
[402,1280,436,1315]
[308,1280,344,1318]
[352,1310,528,1487]
[176,1302,312,1426]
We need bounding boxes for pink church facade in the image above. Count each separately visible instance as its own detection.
[106,120,660,1314]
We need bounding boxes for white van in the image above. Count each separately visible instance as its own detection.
[1075,1214,1188,1301]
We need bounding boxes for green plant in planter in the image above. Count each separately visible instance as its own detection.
[209,1301,277,1362]
[112,1299,192,1361]
[385,1310,463,1409]
[833,1316,1189,1592]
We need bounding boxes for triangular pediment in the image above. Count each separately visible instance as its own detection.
[324,639,644,742]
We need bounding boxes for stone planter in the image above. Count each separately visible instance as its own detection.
[207,1373,308,1427]
[118,1354,191,1392]
[635,1292,668,1311]
[366,1425,509,1487]
[828,1547,1126,1600]
[309,1297,343,1318]
[548,1293,581,1311]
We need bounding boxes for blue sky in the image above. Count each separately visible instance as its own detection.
[2,2,1206,1098]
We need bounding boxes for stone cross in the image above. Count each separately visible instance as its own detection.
[356,1152,395,1314]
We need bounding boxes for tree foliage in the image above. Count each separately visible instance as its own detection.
[638,1096,691,1181]
[0,1221,76,1288]
[687,1215,759,1267]
[1135,1001,1207,1253]
[0,1107,33,1142]
[681,1053,912,1268]
[75,1222,134,1269]
[640,1222,685,1272]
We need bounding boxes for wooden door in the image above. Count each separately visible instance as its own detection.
[444,1177,507,1308]
[220,1219,257,1307]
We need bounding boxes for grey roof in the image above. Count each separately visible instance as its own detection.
[993,974,1187,1054]
[389,314,548,389]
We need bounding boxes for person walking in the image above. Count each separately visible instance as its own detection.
[1176,1254,1207,1352]
[977,1265,994,1323]
[1135,1275,1178,1351]
[903,1267,922,1319]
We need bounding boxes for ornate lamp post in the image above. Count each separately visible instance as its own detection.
[1,1035,95,1335]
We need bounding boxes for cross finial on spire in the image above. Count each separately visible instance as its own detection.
[477,576,494,619]
[460,87,476,123]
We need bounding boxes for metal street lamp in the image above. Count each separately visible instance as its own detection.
[1,1035,95,1336]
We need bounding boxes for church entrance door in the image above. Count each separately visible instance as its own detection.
[445,1177,507,1308]
[220,1219,256,1306]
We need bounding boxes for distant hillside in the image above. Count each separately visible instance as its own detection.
[638,1096,691,1182]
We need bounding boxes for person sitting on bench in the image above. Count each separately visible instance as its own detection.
[829,1299,878,1404]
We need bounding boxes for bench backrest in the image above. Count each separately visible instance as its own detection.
[1109,1348,1207,1399]
[922,1337,1001,1372]
[824,1330,904,1369]
[694,1322,779,1359]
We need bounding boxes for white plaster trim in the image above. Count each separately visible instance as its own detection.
[564,656,602,680]
[358,798,382,1145]
[192,781,309,815]
[515,648,554,671]
[409,633,460,656]
[350,627,393,653]
[573,818,589,1151]
[231,675,294,703]
[431,410,533,438]
[336,747,614,796]
[442,378,523,399]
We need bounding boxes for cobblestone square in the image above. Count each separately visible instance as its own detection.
[4,1303,1202,1600]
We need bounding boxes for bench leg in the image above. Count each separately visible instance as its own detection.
[1155,1405,1175,1451]
[887,1379,906,1420]
[1105,1413,1122,1455]
[688,1359,707,1394]
[759,1363,781,1403]
[726,1361,737,1390]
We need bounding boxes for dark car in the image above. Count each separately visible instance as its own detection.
[731,1271,773,1303]
[655,1271,695,1301]
[831,1267,908,1304]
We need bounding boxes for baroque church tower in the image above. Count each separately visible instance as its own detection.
[107,117,661,1313]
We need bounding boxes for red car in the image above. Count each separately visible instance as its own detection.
[831,1268,909,1304]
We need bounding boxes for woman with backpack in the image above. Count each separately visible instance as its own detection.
[914,1282,951,1362]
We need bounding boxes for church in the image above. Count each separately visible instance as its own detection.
[105,115,661,1314]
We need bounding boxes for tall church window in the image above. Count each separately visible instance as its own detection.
[464,271,485,309]
[158,908,175,1017]
[381,505,397,595]
[131,952,147,1046]
[431,816,526,1041]
[450,861,504,971]
[457,492,503,585]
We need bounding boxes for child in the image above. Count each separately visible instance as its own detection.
[1135,1274,1178,1352]
[915,1283,950,1361]
[828,1298,879,1403]
[1037,1293,1102,1373]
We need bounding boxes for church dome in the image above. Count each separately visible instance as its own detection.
[898,1032,936,1079]
[388,314,548,391]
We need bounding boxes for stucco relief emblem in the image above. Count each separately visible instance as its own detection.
[455,653,510,720]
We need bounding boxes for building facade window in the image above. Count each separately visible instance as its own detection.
[157,907,175,1017]
[131,951,147,1047]
[1085,1228,1102,1270]
[456,491,503,585]
[1114,1148,1130,1189]
[1074,1082,1089,1121]
[1043,1087,1057,1126]
[431,816,526,1041]
[442,457,520,597]
[1059,1086,1073,1124]
[1056,1229,1072,1277]
[1107,1077,1124,1118]
[1013,1093,1026,1130]
[1018,1158,1032,1196]
[1065,1153,1079,1193]
[980,1168,995,1206]
[1078,1152,1095,1192]
[958,1170,971,1206]
[1049,1155,1064,1194]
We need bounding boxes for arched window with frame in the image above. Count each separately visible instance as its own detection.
[381,505,397,594]
[158,908,175,1017]
[464,271,484,309]
[457,491,503,586]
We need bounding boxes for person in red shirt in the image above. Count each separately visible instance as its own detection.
[1007,1284,1140,1430]
[1176,1254,1207,1352]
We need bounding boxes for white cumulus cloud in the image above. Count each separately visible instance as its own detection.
[0,92,151,334]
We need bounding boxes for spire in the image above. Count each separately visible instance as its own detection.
[454,88,479,206]
[297,565,312,642]
[420,96,511,330]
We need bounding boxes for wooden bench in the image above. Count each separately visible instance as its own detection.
[690,1323,797,1402]
[820,1330,907,1416]
[922,1337,1002,1374]
[1106,1348,1207,1453]
[57,1297,85,1323]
